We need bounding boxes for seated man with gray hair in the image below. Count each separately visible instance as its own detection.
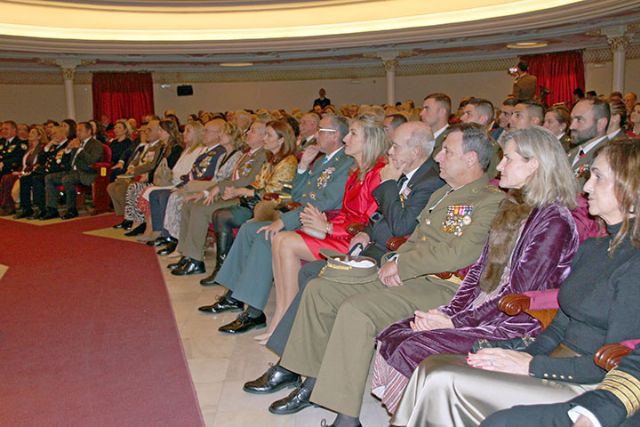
[254,123,505,427]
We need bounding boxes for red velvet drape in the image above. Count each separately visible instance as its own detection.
[92,72,154,125]
[522,51,585,108]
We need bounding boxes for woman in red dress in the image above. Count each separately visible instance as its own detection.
[255,113,390,343]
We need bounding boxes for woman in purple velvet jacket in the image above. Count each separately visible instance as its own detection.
[371,126,580,413]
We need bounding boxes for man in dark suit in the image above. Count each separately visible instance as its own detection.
[420,92,451,161]
[482,345,640,427]
[244,121,445,395]
[42,121,104,219]
[567,98,610,188]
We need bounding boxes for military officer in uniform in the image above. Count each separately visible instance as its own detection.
[171,120,268,274]
[198,115,354,334]
[567,98,610,188]
[482,345,640,426]
[265,123,504,426]
[250,121,444,369]
[0,120,28,177]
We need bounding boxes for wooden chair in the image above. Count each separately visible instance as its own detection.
[498,289,559,329]
[595,339,640,371]
[498,290,640,371]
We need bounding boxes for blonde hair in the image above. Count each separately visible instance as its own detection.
[504,126,577,209]
[352,113,390,179]
[185,120,205,150]
[223,120,244,150]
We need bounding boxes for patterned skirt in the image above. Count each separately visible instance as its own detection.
[124,182,149,223]
[163,191,184,239]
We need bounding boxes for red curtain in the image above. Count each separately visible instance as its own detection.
[92,72,154,125]
[522,51,585,108]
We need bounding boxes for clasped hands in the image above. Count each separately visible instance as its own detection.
[409,309,454,331]
[299,204,328,233]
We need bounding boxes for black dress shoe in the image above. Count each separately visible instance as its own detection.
[244,364,301,394]
[61,209,79,220]
[31,209,44,220]
[157,241,177,256]
[199,272,220,286]
[124,222,146,236]
[168,256,188,270]
[147,236,170,247]
[218,311,266,334]
[171,259,205,276]
[14,209,34,219]
[268,382,314,415]
[113,219,133,229]
[198,296,244,314]
[40,209,59,220]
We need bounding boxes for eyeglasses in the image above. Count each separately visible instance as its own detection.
[318,128,337,133]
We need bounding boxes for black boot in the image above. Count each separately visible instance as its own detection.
[200,230,233,286]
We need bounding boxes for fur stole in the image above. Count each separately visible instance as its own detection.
[479,190,534,293]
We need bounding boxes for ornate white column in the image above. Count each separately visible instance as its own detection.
[379,51,399,106]
[603,26,633,93]
[55,59,81,119]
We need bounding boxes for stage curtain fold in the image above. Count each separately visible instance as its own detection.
[92,72,154,125]
[522,50,585,107]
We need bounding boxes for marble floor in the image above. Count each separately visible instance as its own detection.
[155,240,391,427]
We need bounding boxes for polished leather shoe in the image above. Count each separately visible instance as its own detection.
[147,236,170,247]
[113,219,133,229]
[268,383,314,415]
[218,312,266,334]
[40,209,59,220]
[171,259,205,276]
[243,364,301,394]
[61,209,79,220]
[199,272,220,286]
[168,256,188,270]
[198,296,244,314]
[124,222,146,236]
[31,209,44,220]
[157,241,177,256]
[14,209,34,219]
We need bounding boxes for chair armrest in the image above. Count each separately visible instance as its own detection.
[498,294,531,316]
[498,292,558,330]
[346,222,366,236]
[595,343,635,371]
[386,236,408,251]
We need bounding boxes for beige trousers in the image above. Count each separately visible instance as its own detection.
[392,354,597,427]
[280,275,458,417]
[106,179,131,215]
[176,198,239,261]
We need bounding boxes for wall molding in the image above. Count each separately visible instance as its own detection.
[1,45,639,85]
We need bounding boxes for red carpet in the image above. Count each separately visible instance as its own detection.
[0,215,204,427]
